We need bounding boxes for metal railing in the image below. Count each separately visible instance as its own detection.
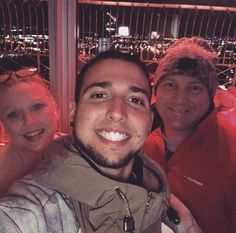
[0,1,235,85]
[77,1,236,86]
[0,0,49,78]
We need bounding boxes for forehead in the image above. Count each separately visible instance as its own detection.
[163,74,204,84]
[82,58,150,91]
[0,81,51,102]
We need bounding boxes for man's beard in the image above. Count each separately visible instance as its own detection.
[74,136,138,169]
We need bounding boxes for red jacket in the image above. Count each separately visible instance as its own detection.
[145,109,236,233]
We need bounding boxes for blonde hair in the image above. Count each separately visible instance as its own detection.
[0,68,55,102]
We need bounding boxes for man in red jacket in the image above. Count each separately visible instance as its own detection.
[145,37,236,233]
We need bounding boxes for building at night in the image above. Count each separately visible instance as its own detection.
[0,0,235,132]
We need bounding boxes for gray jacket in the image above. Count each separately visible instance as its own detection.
[0,136,169,233]
[0,176,80,233]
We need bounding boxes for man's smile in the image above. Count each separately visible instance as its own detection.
[97,130,130,142]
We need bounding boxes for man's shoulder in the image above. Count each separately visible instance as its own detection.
[219,109,236,142]
[217,108,236,132]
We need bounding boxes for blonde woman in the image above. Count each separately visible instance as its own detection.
[0,68,60,194]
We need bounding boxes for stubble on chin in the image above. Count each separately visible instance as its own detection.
[74,137,138,169]
[86,144,136,169]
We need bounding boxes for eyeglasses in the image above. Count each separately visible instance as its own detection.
[0,67,39,84]
[0,67,49,86]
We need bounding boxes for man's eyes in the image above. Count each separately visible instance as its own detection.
[189,85,206,93]
[161,82,176,89]
[128,97,145,106]
[90,92,107,99]
[88,91,148,107]
[190,85,204,90]
[160,82,206,93]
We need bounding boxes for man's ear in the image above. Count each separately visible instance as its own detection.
[69,101,76,127]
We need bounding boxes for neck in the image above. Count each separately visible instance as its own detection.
[9,144,42,168]
[163,128,193,148]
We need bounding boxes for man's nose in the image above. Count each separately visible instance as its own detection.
[106,97,127,122]
[172,89,187,103]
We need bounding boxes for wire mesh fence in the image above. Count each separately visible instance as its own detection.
[0,0,49,78]
[77,1,236,87]
[0,0,235,86]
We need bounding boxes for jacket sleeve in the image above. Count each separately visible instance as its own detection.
[225,169,236,233]
[0,211,22,233]
[0,176,79,233]
[0,178,51,233]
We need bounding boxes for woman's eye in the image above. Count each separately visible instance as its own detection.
[7,111,18,119]
[33,103,45,111]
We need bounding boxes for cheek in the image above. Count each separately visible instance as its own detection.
[135,114,153,138]
[155,93,165,106]
[43,108,59,123]
[52,108,59,120]
[75,104,100,125]
[199,102,210,116]
[3,123,20,137]
[51,111,60,125]
[74,110,91,131]
[195,95,210,112]
[73,113,93,144]
[48,114,59,131]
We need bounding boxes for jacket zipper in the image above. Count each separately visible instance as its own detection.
[115,187,135,233]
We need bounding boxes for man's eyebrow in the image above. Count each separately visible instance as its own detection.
[82,81,112,93]
[130,86,150,98]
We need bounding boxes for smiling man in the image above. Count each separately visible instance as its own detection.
[70,57,154,180]
[145,38,236,233]
[0,50,169,233]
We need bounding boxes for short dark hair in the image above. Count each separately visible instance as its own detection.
[75,50,150,103]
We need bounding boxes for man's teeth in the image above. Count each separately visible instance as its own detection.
[25,129,43,137]
[98,131,128,142]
